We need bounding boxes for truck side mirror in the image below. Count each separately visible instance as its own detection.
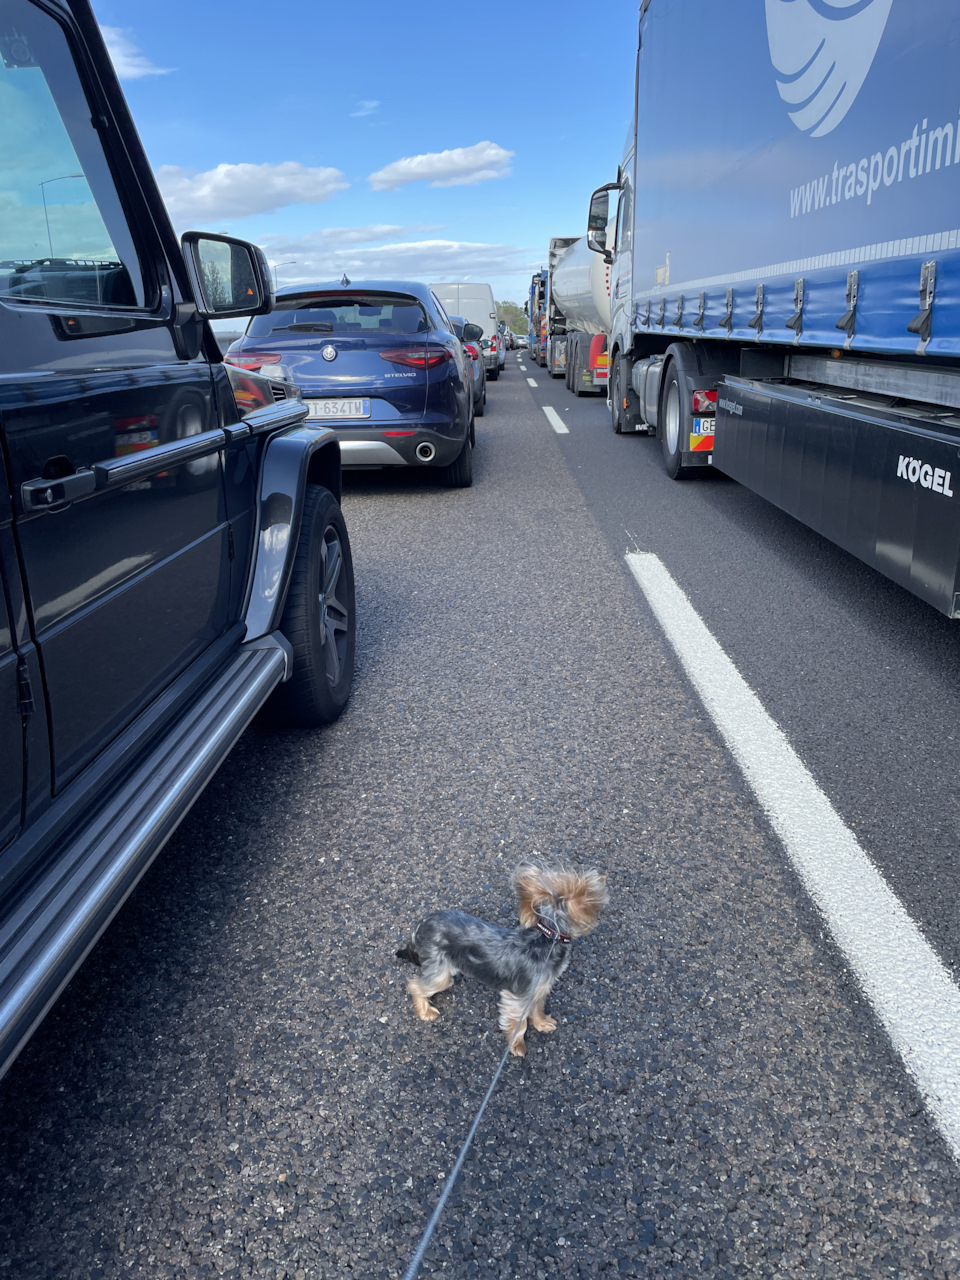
[587,183,618,262]
[181,232,274,319]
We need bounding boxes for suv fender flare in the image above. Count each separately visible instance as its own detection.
[242,424,343,642]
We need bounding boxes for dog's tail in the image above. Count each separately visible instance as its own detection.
[395,944,420,966]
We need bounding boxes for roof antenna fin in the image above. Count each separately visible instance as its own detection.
[340,273,351,287]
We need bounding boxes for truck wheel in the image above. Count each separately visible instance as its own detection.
[611,357,625,433]
[573,347,586,397]
[442,433,474,488]
[271,485,355,727]
[659,362,691,480]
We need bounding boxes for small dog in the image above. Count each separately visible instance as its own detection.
[396,863,608,1056]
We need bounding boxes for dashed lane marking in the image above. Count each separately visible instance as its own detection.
[526,377,538,388]
[542,406,569,434]
[626,550,960,1164]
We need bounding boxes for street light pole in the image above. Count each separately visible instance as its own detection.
[271,260,296,289]
[38,173,84,258]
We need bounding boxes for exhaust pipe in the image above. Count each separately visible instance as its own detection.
[415,442,436,462]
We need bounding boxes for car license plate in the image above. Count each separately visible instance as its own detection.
[306,398,371,419]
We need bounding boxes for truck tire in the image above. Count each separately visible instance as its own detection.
[659,361,692,480]
[573,339,587,397]
[272,485,355,726]
[611,356,626,433]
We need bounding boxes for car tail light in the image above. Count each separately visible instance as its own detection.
[379,347,452,368]
[463,342,480,360]
[692,389,718,413]
[224,352,283,371]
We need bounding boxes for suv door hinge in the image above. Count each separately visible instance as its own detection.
[16,657,34,717]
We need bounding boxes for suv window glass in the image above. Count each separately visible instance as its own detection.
[0,0,145,308]
[248,294,428,337]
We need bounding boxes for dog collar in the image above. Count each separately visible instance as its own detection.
[535,918,572,944]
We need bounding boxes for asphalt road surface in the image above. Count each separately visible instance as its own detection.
[1,355,959,1278]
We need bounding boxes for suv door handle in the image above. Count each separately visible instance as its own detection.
[93,428,226,487]
[21,470,97,510]
[20,427,228,511]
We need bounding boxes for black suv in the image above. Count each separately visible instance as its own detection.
[0,0,356,1077]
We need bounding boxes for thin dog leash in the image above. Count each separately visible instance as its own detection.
[400,937,560,1280]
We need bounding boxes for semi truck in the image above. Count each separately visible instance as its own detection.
[527,269,547,366]
[542,237,579,377]
[587,0,960,618]
[551,235,612,396]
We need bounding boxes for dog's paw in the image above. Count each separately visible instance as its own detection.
[532,1014,557,1033]
[417,1005,440,1022]
[508,1038,527,1057]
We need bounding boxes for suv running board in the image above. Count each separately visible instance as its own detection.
[0,639,288,1080]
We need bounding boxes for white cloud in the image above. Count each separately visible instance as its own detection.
[350,100,381,118]
[255,234,533,288]
[156,162,349,224]
[367,141,513,191]
[100,26,172,80]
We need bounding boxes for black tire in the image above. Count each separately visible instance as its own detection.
[271,485,355,727]
[659,361,691,480]
[474,389,485,417]
[442,433,473,488]
[610,355,625,433]
[488,366,499,381]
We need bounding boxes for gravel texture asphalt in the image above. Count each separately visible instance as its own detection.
[0,364,959,1278]
[545,372,960,989]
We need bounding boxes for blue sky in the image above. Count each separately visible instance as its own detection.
[90,0,638,312]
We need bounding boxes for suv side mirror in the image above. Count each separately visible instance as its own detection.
[586,183,619,262]
[181,232,274,318]
[462,322,483,342]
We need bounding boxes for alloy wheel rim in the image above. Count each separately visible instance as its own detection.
[318,529,349,684]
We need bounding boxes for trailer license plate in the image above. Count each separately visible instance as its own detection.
[307,398,371,419]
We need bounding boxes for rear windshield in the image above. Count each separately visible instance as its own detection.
[247,293,429,338]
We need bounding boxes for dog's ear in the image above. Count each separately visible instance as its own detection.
[513,863,543,927]
[563,869,609,935]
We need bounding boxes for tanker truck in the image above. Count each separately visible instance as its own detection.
[551,235,612,396]
[543,237,578,377]
[526,269,547,366]
[585,0,960,618]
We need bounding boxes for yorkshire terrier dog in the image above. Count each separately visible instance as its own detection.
[396,863,608,1056]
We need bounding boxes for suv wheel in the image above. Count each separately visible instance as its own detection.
[442,434,474,488]
[272,485,355,726]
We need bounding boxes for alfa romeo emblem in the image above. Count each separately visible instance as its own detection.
[321,345,337,362]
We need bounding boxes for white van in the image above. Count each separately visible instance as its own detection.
[431,283,500,380]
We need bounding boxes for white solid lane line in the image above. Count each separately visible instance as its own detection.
[542,406,569,434]
[626,550,960,1163]
[526,377,538,388]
